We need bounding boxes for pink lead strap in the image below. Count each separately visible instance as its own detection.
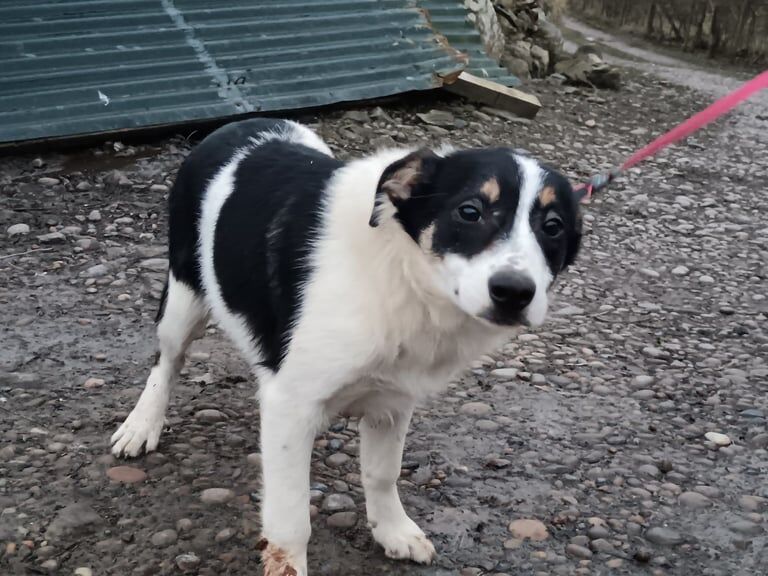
[575,69,768,202]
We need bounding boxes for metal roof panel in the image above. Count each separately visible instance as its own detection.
[0,0,517,145]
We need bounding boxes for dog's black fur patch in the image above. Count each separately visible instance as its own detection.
[166,119,342,370]
[214,141,342,371]
[168,119,294,293]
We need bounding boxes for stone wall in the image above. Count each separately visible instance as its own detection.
[464,0,506,61]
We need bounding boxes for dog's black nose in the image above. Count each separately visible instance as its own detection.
[488,270,535,312]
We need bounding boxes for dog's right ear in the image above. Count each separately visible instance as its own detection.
[369,149,439,227]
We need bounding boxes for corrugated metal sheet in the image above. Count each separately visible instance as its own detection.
[418,1,520,85]
[0,0,515,145]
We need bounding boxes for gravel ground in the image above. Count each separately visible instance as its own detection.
[1,28,767,576]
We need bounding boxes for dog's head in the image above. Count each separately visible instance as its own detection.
[370,147,582,327]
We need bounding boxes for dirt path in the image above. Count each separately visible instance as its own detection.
[1,23,766,576]
[562,16,768,141]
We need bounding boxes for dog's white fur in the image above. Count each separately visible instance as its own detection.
[112,122,555,575]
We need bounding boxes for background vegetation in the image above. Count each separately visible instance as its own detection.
[568,0,768,64]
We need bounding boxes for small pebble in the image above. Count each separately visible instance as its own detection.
[327,511,357,529]
[195,409,227,423]
[566,543,593,559]
[200,488,235,505]
[150,529,178,547]
[84,377,105,389]
[326,452,350,467]
[175,552,200,572]
[106,466,147,484]
[704,432,731,446]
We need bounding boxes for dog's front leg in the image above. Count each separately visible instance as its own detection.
[259,382,320,576]
[360,406,436,564]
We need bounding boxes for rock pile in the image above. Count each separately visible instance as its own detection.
[493,0,565,79]
[491,0,621,88]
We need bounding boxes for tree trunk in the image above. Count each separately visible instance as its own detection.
[693,2,708,49]
[646,2,657,36]
[735,1,755,53]
[660,3,685,41]
[710,3,722,56]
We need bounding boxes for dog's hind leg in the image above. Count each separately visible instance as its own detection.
[111,272,208,457]
[361,406,436,564]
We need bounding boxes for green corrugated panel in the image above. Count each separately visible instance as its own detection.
[0,0,518,145]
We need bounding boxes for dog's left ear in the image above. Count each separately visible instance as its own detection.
[369,149,439,227]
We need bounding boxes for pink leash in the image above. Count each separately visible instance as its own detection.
[575,69,768,202]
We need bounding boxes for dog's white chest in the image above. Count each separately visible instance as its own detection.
[326,316,506,418]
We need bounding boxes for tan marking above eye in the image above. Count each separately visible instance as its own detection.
[538,186,556,206]
[480,178,501,203]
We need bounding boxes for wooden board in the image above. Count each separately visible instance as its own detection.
[443,72,541,119]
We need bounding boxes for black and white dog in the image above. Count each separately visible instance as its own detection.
[111,118,581,575]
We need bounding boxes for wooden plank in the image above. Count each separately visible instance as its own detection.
[443,72,541,119]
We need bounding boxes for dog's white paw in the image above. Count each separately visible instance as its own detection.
[111,403,165,457]
[258,538,307,576]
[372,519,436,564]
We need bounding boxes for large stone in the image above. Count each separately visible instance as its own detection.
[508,518,549,541]
[536,19,564,56]
[729,520,762,537]
[566,543,593,559]
[502,56,531,79]
[139,258,169,272]
[200,488,235,505]
[150,529,178,547]
[37,232,66,244]
[508,40,532,63]
[7,223,30,236]
[530,45,550,74]
[322,493,355,512]
[459,402,492,417]
[175,553,201,572]
[645,527,682,546]
[464,0,505,60]
[678,491,712,509]
[83,264,109,278]
[416,110,455,128]
[47,503,103,539]
[704,432,731,446]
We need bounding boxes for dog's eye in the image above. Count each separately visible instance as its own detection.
[543,213,564,237]
[456,201,483,223]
